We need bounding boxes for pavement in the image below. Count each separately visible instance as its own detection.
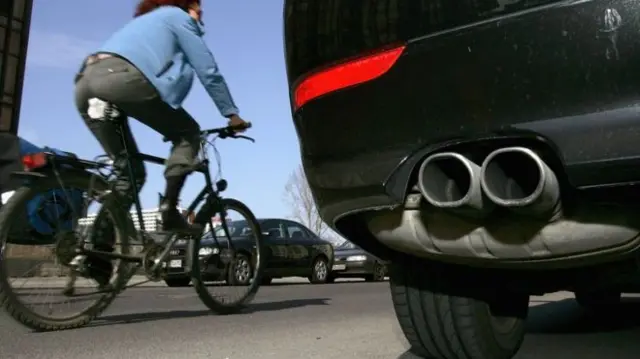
[1,280,640,359]
[7,275,332,288]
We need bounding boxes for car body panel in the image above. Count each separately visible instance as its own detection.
[284,0,640,267]
[289,0,640,219]
[260,219,290,272]
[283,219,314,270]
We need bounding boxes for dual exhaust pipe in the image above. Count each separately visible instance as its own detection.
[417,147,560,217]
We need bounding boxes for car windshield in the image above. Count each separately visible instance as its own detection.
[338,241,357,250]
[201,220,256,242]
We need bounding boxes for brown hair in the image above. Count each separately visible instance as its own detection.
[134,0,199,17]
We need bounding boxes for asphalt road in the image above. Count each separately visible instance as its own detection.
[1,279,640,359]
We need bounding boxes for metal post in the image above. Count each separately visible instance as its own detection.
[0,0,33,135]
[0,0,15,132]
[11,0,34,135]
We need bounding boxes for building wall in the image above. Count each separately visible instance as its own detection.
[78,208,165,233]
[77,207,200,233]
[0,0,32,134]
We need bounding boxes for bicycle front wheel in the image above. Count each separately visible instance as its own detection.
[191,198,265,314]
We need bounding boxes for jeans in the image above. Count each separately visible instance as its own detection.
[74,55,201,204]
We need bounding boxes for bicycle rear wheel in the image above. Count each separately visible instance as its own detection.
[191,198,265,314]
[0,170,130,331]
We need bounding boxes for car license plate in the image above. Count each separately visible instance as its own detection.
[169,259,182,268]
[332,264,346,271]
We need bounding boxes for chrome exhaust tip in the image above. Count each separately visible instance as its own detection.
[480,146,560,216]
[417,152,489,214]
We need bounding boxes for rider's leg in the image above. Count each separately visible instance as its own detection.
[75,55,200,230]
[75,108,145,288]
[71,57,149,290]
[159,131,201,230]
[116,101,200,231]
[74,56,149,205]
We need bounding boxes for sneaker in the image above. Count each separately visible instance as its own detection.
[160,203,200,233]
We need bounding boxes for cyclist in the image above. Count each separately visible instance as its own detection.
[74,0,248,231]
[67,0,247,293]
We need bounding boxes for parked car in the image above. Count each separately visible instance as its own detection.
[284,1,640,358]
[164,218,334,287]
[330,241,386,282]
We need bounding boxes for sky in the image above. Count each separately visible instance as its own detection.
[18,0,300,219]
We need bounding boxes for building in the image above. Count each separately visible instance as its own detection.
[78,208,169,233]
[0,0,32,134]
[77,207,222,233]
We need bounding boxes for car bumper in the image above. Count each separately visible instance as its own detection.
[164,253,228,281]
[331,260,376,276]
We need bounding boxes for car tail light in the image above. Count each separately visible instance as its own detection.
[293,44,406,110]
[22,152,48,171]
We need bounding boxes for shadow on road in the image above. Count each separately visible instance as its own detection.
[257,282,311,287]
[262,280,376,287]
[79,297,331,328]
[244,297,330,313]
[527,298,640,334]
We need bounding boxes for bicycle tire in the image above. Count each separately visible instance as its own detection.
[0,170,131,331]
[191,198,265,314]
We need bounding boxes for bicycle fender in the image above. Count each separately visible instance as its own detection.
[10,171,48,178]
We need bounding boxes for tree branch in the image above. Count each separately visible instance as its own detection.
[282,165,343,244]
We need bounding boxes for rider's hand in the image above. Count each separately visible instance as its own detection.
[227,115,249,132]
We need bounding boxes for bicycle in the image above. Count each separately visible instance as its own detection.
[0,116,265,331]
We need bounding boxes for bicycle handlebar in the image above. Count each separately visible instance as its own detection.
[162,122,254,143]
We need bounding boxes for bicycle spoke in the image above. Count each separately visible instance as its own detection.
[0,171,131,331]
[190,198,265,314]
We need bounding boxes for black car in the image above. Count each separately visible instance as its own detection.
[329,241,386,282]
[163,218,334,287]
[284,1,640,358]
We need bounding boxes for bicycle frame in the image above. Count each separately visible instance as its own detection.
[21,127,239,278]
[100,126,233,273]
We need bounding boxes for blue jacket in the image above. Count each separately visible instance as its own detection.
[99,6,239,117]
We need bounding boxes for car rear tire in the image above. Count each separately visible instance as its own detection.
[574,290,622,310]
[366,262,386,282]
[390,259,528,359]
[309,256,330,284]
[164,278,191,287]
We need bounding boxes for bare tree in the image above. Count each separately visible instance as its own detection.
[283,165,343,244]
